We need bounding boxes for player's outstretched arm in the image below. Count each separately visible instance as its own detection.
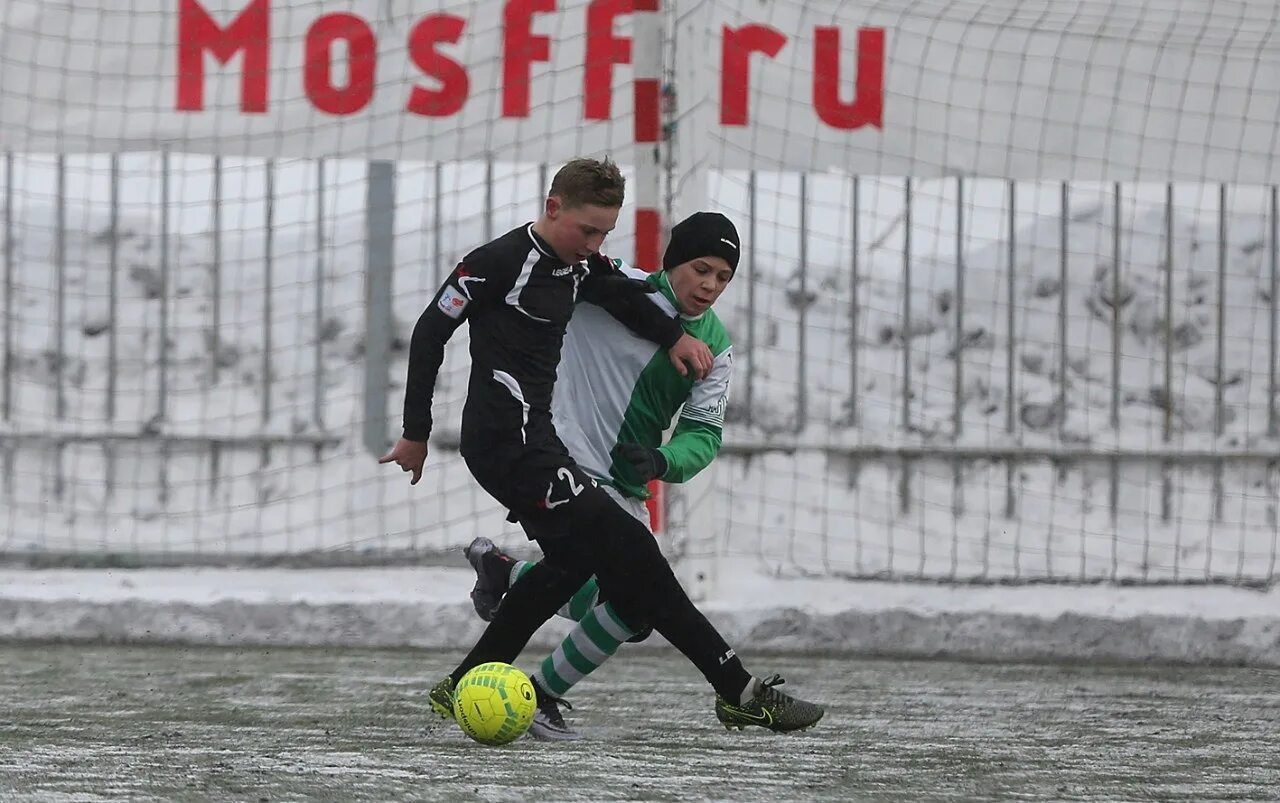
[388,254,502,484]
[579,254,712,379]
[636,342,732,483]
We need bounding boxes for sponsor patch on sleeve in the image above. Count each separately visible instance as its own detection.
[437,284,469,319]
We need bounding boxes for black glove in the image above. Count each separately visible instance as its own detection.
[615,442,667,482]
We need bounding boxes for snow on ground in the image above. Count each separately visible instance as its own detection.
[0,564,1277,666]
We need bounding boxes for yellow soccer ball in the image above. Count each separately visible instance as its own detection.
[453,662,536,746]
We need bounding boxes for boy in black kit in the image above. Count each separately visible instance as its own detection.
[381,158,823,733]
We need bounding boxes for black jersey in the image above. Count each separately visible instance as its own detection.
[402,223,683,463]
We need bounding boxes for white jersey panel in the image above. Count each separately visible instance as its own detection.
[553,278,664,483]
[681,347,732,428]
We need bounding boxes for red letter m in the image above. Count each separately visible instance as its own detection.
[177,0,270,113]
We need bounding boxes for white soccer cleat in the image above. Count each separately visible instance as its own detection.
[528,678,582,741]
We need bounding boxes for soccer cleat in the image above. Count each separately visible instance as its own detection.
[464,537,512,622]
[714,674,825,733]
[428,676,456,720]
[528,677,581,741]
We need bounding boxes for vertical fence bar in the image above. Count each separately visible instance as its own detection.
[1272,185,1279,440]
[1269,185,1280,443]
[1110,182,1122,579]
[952,176,965,577]
[745,170,757,426]
[211,157,222,384]
[1213,184,1227,537]
[1209,184,1226,579]
[902,178,913,432]
[849,175,859,427]
[1058,182,1068,444]
[849,175,862,570]
[158,151,171,506]
[2,153,12,498]
[1062,182,1074,579]
[1005,181,1017,580]
[209,157,223,494]
[54,155,67,500]
[954,176,965,439]
[1006,181,1017,523]
[3,152,12,423]
[1215,184,1227,440]
[901,178,913,515]
[363,161,396,458]
[107,156,119,422]
[1111,183,1122,433]
[1056,181,1071,581]
[105,155,120,505]
[262,160,274,439]
[796,173,808,434]
[1163,182,1174,580]
[55,156,66,421]
[1271,186,1279,585]
[158,151,170,426]
[314,159,326,444]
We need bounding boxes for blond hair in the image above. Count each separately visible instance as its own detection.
[548,157,625,209]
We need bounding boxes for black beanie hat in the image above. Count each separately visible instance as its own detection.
[662,212,741,273]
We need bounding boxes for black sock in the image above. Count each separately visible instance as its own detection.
[450,559,589,685]
[568,500,754,701]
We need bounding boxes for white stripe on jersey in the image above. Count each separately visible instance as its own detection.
[506,248,551,323]
[491,369,530,444]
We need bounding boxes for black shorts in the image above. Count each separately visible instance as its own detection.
[464,445,610,538]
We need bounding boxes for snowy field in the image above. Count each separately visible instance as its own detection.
[0,155,1277,584]
[1,645,1277,801]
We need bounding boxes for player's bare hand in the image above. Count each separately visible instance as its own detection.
[379,438,428,485]
[668,333,713,380]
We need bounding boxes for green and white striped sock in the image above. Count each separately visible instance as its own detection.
[533,602,635,697]
[510,560,601,622]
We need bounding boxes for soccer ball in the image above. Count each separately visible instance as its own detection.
[453,662,537,746]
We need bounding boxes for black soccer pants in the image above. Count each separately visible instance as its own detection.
[453,453,752,702]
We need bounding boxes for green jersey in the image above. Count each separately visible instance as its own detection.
[552,259,732,500]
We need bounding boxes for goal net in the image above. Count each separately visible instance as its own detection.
[667,1,1280,586]
[1,0,1278,585]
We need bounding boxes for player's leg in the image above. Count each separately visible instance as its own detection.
[430,554,589,721]
[429,451,602,721]
[464,537,599,623]
[552,499,825,732]
[522,487,652,735]
[463,539,628,739]
[464,478,648,627]
[449,555,591,686]
[472,467,818,732]
[532,600,634,694]
[451,449,823,732]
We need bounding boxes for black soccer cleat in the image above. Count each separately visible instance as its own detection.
[714,674,824,733]
[463,537,513,621]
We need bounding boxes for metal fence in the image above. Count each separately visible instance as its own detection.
[1,154,1277,582]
